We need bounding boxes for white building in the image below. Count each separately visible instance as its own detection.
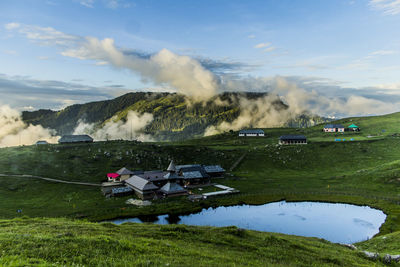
[239,129,265,137]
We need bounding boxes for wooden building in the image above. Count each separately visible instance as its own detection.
[139,170,168,187]
[125,175,159,200]
[178,165,210,185]
[203,165,226,178]
[279,135,307,145]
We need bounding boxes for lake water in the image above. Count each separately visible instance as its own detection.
[111,201,386,244]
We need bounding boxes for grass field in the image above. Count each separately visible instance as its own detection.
[0,217,394,266]
[1,112,400,265]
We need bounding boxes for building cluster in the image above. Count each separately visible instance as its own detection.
[239,123,360,146]
[323,124,360,132]
[104,161,225,199]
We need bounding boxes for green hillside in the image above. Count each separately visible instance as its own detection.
[22,92,328,140]
[2,111,400,265]
[0,217,387,267]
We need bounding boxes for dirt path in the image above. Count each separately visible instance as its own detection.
[229,152,247,171]
[0,174,101,187]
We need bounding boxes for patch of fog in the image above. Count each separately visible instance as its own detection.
[0,105,59,147]
[73,110,154,142]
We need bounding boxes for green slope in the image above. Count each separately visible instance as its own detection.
[22,92,328,141]
[0,217,389,266]
[2,112,400,265]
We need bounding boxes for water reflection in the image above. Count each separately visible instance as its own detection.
[111,201,386,244]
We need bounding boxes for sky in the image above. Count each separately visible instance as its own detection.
[1,0,400,115]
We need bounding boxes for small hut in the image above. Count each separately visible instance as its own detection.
[348,124,360,131]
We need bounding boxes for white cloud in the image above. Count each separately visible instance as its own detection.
[6,23,221,101]
[105,0,132,9]
[254,42,271,49]
[0,105,59,147]
[73,110,153,141]
[264,46,276,52]
[4,23,79,47]
[4,50,17,55]
[369,50,397,56]
[375,82,400,89]
[95,61,109,65]
[4,22,20,30]
[369,0,400,15]
[78,0,132,9]
[80,0,94,8]
[61,37,219,101]
[247,34,256,39]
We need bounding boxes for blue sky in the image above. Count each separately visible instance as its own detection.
[1,0,400,115]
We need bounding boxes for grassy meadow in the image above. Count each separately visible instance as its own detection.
[1,112,400,265]
[0,217,394,267]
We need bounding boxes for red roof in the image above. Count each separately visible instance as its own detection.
[107,173,120,178]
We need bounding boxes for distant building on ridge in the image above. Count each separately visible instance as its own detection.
[348,124,360,131]
[36,140,49,145]
[323,124,344,133]
[239,129,265,137]
[58,135,94,144]
[279,135,307,145]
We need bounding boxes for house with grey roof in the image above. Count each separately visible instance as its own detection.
[58,135,93,144]
[116,167,135,181]
[178,166,210,185]
[159,181,187,197]
[102,186,134,198]
[177,164,225,179]
[279,135,307,145]
[203,165,225,178]
[138,170,168,187]
[239,129,265,137]
[125,175,159,200]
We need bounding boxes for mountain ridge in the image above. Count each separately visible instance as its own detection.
[22,91,330,140]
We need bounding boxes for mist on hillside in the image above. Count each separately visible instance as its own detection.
[0,105,59,147]
[73,110,154,142]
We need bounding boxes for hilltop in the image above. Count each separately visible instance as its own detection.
[22,92,328,141]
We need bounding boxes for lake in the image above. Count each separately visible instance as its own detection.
[111,201,386,244]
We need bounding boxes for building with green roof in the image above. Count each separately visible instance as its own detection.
[348,124,360,131]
